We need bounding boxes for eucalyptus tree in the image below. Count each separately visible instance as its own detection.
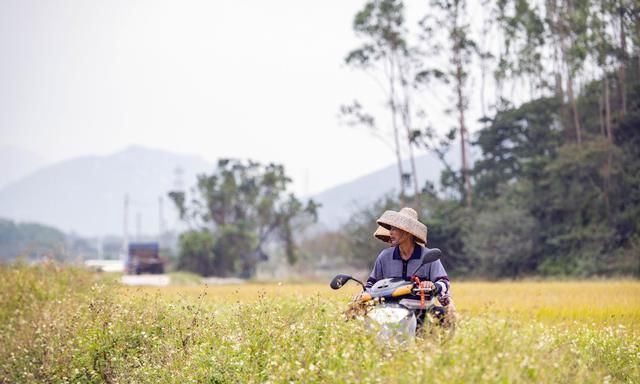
[416,0,478,207]
[342,0,421,200]
[590,0,615,141]
[612,0,640,115]
[633,2,640,77]
[550,0,592,145]
[491,0,589,145]
[493,0,547,101]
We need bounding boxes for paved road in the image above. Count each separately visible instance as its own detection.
[120,274,170,286]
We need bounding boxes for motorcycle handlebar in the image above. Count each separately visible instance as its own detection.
[413,284,441,295]
[357,279,439,303]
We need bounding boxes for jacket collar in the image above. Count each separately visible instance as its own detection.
[392,243,422,261]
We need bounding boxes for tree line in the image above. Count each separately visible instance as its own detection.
[326,0,640,277]
[171,0,638,278]
[0,219,67,262]
[168,159,319,277]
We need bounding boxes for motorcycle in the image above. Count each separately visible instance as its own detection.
[330,248,451,343]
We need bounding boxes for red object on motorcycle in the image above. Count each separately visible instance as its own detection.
[419,281,428,309]
[411,276,427,310]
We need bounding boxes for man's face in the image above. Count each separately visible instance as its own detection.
[388,226,411,246]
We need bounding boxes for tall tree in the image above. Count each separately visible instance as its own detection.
[493,0,547,100]
[169,159,318,277]
[424,0,478,207]
[549,0,591,145]
[472,97,563,201]
[343,0,421,201]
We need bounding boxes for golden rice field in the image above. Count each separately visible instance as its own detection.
[129,280,640,329]
[1,264,639,383]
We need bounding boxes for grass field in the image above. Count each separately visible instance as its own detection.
[1,264,639,383]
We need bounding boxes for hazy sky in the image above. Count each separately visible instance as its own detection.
[1,0,488,196]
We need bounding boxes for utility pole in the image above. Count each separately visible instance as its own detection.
[136,212,142,241]
[158,195,166,244]
[171,166,185,233]
[122,194,129,263]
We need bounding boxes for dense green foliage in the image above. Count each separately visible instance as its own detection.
[337,82,640,277]
[169,159,318,277]
[467,80,640,277]
[0,218,67,262]
[328,0,640,278]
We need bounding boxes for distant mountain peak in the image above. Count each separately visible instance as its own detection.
[0,146,49,188]
[0,147,214,236]
[311,152,453,226]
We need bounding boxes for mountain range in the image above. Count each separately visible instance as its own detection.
[0,147,47,189]
[312,154,446,226]
[0,146,452,236]
[0,146,212,236]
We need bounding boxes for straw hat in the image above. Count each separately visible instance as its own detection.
[373,226,391,243]
[376,207,428,245]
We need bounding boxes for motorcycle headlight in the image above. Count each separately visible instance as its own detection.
[365,306,417,342]
[367,306,412,324]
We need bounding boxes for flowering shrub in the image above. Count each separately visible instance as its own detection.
[1,265,638,383]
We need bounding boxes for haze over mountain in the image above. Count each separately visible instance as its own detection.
[0,146,213,236]
[311,152,450,226]
[0,146,48,189]
[0,146,457,236]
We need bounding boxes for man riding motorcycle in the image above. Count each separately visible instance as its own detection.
[366,207,452,327]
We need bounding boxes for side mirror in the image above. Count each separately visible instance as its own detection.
[410,248,442,276]
[421,248,442,265]
[330,274,353,290]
